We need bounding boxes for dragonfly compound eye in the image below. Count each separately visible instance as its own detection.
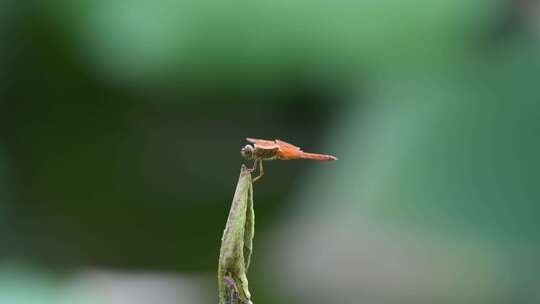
[241,145,254,159]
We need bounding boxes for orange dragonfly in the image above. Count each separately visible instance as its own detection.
[241,138,337,182]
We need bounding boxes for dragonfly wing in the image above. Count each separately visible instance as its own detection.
[277,146,305,159]
[276,139,304,159]
[275,139,301,150]
[246,137,278,149]
[271,140,301,159]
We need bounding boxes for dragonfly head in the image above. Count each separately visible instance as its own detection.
[241,144,254,160]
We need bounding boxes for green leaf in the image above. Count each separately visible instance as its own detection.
[218,165,254,304]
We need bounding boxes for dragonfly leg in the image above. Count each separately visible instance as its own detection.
[252,160,264,183]
[249,159,258,173]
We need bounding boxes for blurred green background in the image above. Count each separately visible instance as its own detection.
[1,0,540,303]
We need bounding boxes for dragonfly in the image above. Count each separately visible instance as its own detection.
[240,138,337,182]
